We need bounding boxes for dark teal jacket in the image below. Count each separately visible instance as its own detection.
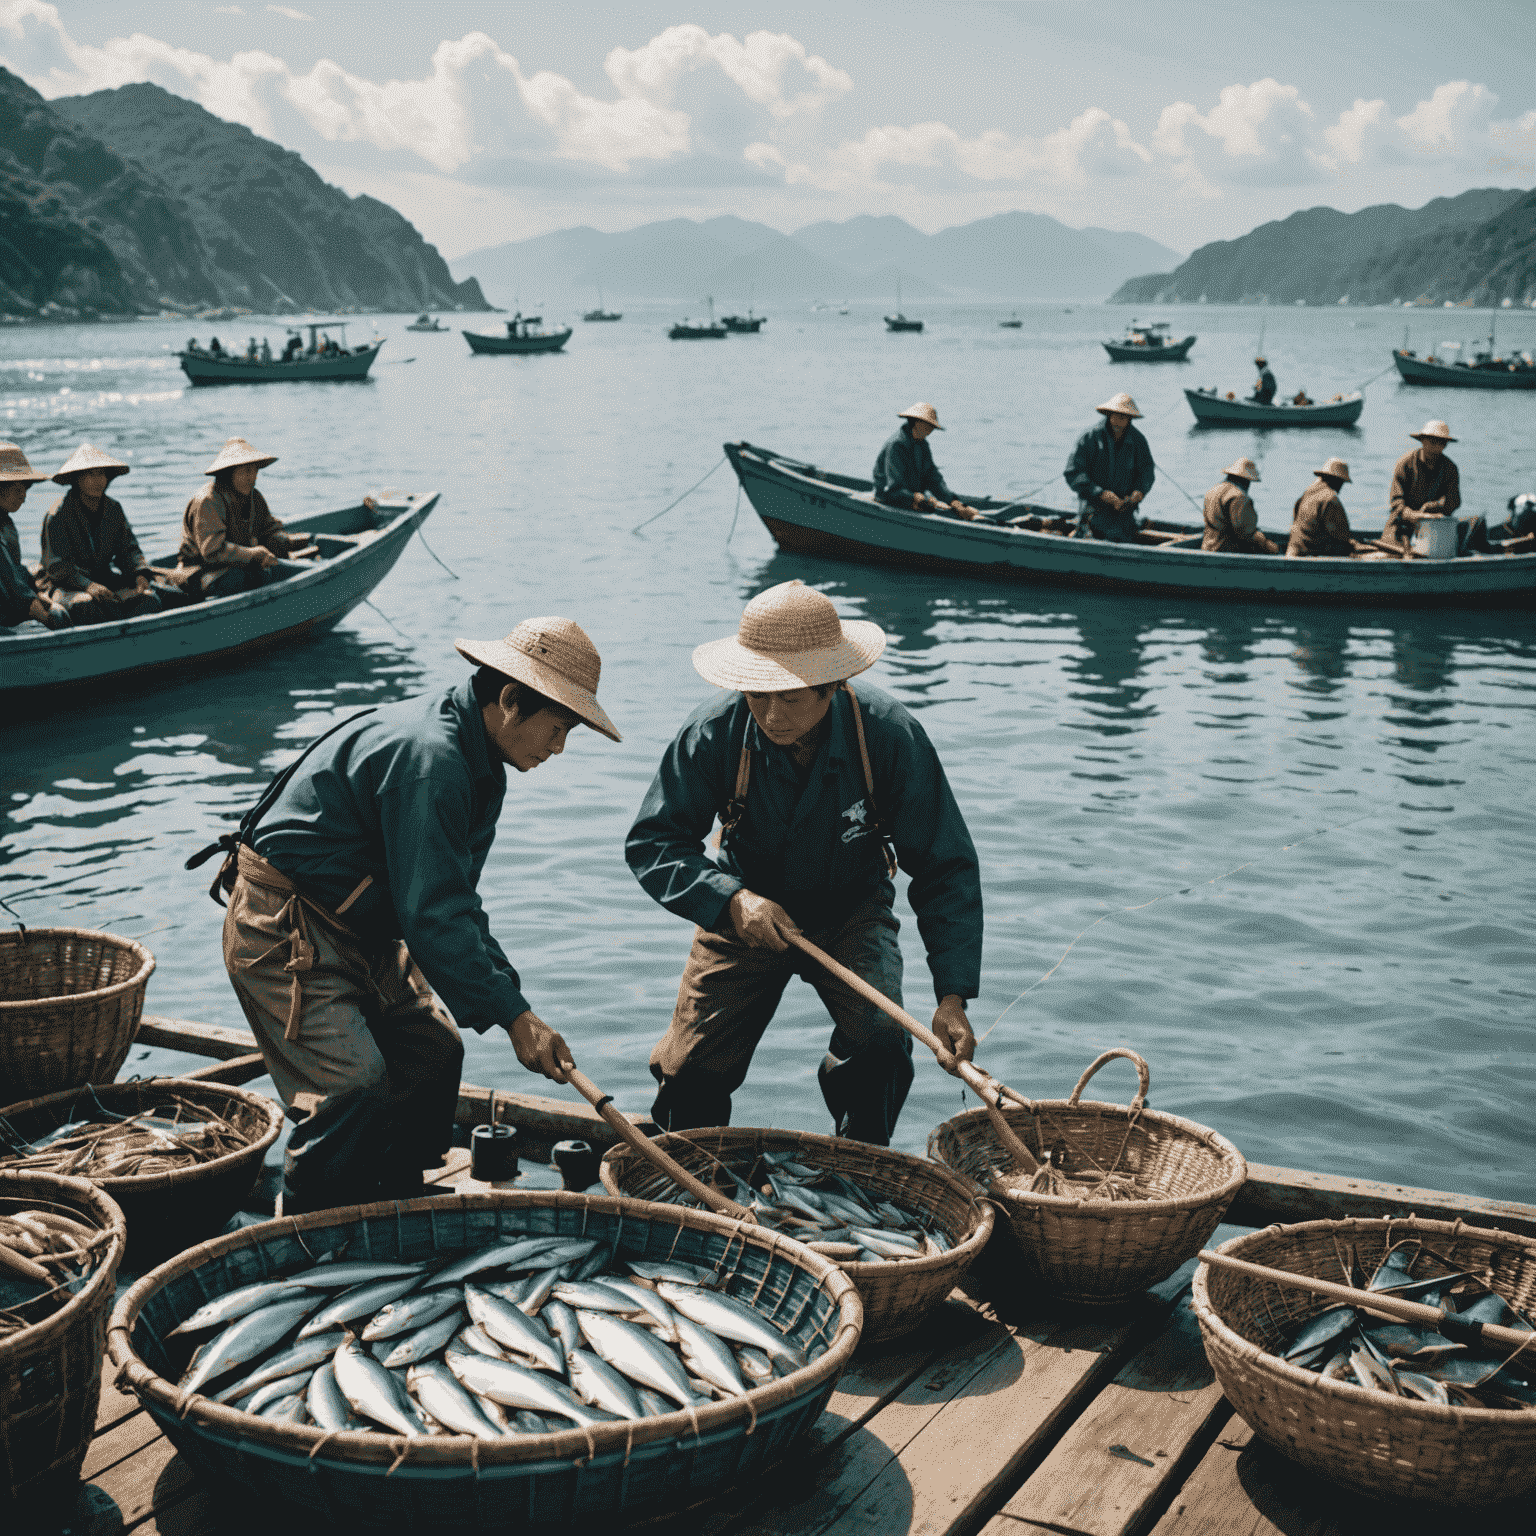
[626,681,982,1001]
[872,422,953,507]
[253,680,529,1031]
[0,515,35,626]
[1063,420,1156,508]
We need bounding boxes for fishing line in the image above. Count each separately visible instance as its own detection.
[726,482,742,546]
[1350,361,1398,394]
[974,809,1377,1048]
[361,598,406,637]
[630,455,727,534]
[413,526,459,579]
[1151,464,1205,514]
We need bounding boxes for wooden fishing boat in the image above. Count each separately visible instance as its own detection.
[670,297,726,339]
[1103,319,1196,361]
[582,308,622,322]
[1185,388,1364,426]
[725,441,1536,607]
[884,313,923,333]
[178,324,381,385]
[0,494,439,704]
[464,315,572,354]
[405,315,448,332]
[720,311,766,333]
[998,315,1022,329]
[1393,344,1536,388]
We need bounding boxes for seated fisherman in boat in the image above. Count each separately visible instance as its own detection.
[1250,357,1277,405]
[1292,388,1313,406]
[1064,392,1156,542]
[175,437,314,599]
[1384,420,1460,550]
[627,580,981,1146]
[0,441,69,631]
[39,444,167,624]
[871,402,981,520]
[1287,458,1366,558]
[1202,456,1278,554]
[199,618,620,1214]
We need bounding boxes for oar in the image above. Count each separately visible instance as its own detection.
[783,932,1044,1175]
[1197,1249,1536,1355]
[562,1066,753,1222]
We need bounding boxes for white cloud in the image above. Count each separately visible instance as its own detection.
[266,5,311,19]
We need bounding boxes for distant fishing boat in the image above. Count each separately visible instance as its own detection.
[583,291,622,322]
[405,314,448,332]
[998,314,1023,329]
[1185,388,1364,426]
[670,297,727,340]
[463,314,572,354]
[1393,325,1536,388]
[885,277,923,333]
[1102,319,1196,361]
[720,309,766,333]
[177,323,381,385]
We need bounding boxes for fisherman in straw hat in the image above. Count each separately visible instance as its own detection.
[1064,392,1156,543]
[1287,457,1366,559]
[0,441,68,630]
[196,619,621,1214]
[627,580,981,1145]
[871,402,981,521]
[38,442,171,625]
[1201,455,1278,554]
[1251,356,1277,406]
[1385,419,1461,551]
[175,436,314,599]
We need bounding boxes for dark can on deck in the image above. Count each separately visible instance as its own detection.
[470,1122,518,1182]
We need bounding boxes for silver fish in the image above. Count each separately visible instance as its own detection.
[260,1393,309,1423]
[575,1309,699,1408]
[572,1243,614,1282]
[599,1278,679,1342]
[170,1279,311,1336]
[1284,1307,1357,1360]
[626,1260,717,1288]
[1349,1348,1400,1394]
[299,1275,422,1338]
[457,1323,509,1361]
[407,1360,507,1438]
[850,1228,921,1259]
[212,1333,346,1404]
[445,1346,611,1427]
[286,1260,428,1289]
[516,1267,561,1315]
[656,1283,808,1371]
[379,1307,466,1369]
[672,1311,745,1398]
[465,1284,563,1374]
[552,1280,643,1314]
[237,1371,314,1416]
[306,1362,354,1431]
[543,1299,582,1359]
[425,1237,568,1289]
[567,1347,644,1419]
[483,1277,529,1306]
[1397,1370,1451,1404]
[333,1337,422,1437]
[181,1297,320,1395]
[512,1410,549,1435]
[362,1286,463,1341]
[475,1393,511,1431]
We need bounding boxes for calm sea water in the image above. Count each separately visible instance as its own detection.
[2,302,1533,1203]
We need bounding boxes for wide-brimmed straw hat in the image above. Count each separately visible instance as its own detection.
[0,442,50,484]
[897,402,943,430]
[693,580,885,692]
[1096,392,1142,418]
[1410,419,1456,443]
[456,618,620,741]
[1224,456,1261,482]
[1313,457,1351,483]
[52,442,129,485]
[205,437,278,475]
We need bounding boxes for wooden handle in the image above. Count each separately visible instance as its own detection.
[783,931,1042,1175]
[1197,1249,1536,1355]
[564,1067,752,1221]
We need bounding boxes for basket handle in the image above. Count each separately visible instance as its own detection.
[1067,1049,1149,1109]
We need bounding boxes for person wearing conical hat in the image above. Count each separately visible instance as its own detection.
[1064,392,1156,543]
[203,619,621,1215]
[871,403,980,521]
[0,442,69,631]
[1287,458,1363,559]
[176,437,310,599]
[626,580,982,1146]
[1385,420,1461,550]
[1250,356,1277,405]
[1201,455,1278,555]
[39,443,165,625]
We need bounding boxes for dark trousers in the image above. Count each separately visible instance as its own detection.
[200,560,310,598]
[650,896,914,1145]
[54,584,165,624]
[1077,500,1140,543]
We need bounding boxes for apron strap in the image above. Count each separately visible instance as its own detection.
[713,744,752,851]
[844,685,898,877]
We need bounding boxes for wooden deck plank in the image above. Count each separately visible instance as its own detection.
[84,1426,197,1532]
[978,1290,1229,1536]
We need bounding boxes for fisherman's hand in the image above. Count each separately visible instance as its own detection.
[729,890,800,952]
[86,581,114,601]
[1101,491,1123,511]
[950,501,981,521]
[506,1010,574,1085]
[254,548,280,569]
[1126,490,1144,508]
[135,573,152,594]
[931,995,974,1076]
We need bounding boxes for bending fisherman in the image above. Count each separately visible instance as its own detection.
[872,402,980,520]
[1064,392,1156,543]
[1385,420,1460,550]
[1287,458,1365,558]
[1202,456,1278,554]
[1251,356,1277,405]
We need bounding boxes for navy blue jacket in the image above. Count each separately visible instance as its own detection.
[872,423,954,507]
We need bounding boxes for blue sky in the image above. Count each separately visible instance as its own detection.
[5,1,1533,258]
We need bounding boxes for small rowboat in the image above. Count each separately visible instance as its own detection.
[884,313,923,333]
[1,494,438,705]
[1185,388,1364,426]
[1393,346,1536,389]
[405,315,448,333]
[725,441,1536,607]
[464,315,572,354]
[1103,320,1196,361]
[178,324,381,385]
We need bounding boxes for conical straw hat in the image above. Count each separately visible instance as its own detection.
[1313,457,1351,483]
[1223,456,1260,482]
[0,442,50,484]
[456,617,620,741]
[692,580,885,692]
[1095,392,1142,418]
[897,402,943,429]
[204,437,278,475]
[52,442,130,485]
[1409,419,1456,442]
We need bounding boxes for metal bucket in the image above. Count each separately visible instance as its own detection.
[1412,515,1459,558]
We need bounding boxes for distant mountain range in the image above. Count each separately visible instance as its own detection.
[0,67,485,319]
[450,212,1182,305]
[1112,188,1533,306]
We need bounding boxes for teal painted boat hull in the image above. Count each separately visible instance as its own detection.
[178,346,382,384]
[1393,349,1536,388]
[1103,336,1196,360]
[463,329,572,353]
[1185,389,1364,426]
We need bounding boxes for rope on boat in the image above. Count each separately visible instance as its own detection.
[361,598,406,638]
[413,526,459,579]
[726,483,742,545]
[1150,464,1204,514]
[631,455,727,534]
[1350,361,1399,394]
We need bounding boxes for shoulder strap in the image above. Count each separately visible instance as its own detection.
[713,741,752,852]
[844,685,898,877]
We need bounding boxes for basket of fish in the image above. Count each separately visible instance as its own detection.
[107,1188,861,1531]
[0,1078,284,1261]
[600,1127,992,1344]
[1194,1216,1536,1506]
[1,1169,128,1527]
[928,1049,1246,1304]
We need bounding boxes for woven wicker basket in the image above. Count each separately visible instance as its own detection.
[109,1189,861,1532]
[928,1049,1246,1305]
[599,1126,993,1343]
[0,928,154,1102]
[0,1170,127,1527]
[0,1079,283,1262]
[1194,1216,1536,1506]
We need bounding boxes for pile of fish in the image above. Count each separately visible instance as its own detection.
[0,1095,249,1178]
[168,1235,816,1437]
[644,1149,952,1264]
[0,1203,111,1338]
[1277,1240,1536,1410]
